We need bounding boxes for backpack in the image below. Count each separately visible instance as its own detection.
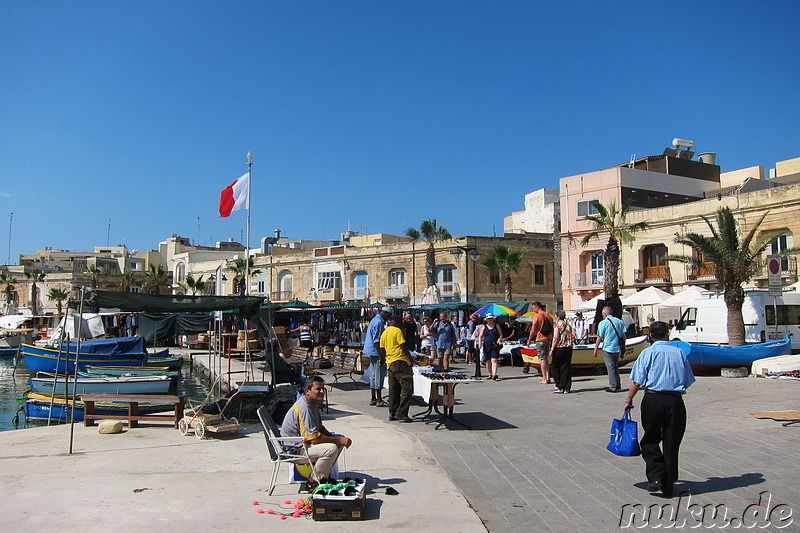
[539,314,553,336]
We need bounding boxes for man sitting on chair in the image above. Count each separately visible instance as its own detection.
[281,375,352,490]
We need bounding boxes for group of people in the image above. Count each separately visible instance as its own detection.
[279,305,695,500]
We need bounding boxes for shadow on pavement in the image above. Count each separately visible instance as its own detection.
[634,472,766,496]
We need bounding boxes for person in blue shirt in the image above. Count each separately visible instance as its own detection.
[431,311,457,371]
[363,307,392,407]
[623,321,695,498]
[593,306,626,392]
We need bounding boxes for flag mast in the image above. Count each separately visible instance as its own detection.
[245,151,252,293]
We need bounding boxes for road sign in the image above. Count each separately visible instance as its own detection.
[767,255,783,296]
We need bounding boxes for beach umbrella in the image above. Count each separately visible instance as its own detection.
[621,286,672,306]
[283,299,312,308]
[577,292,605,311]
[472,304,519,317]
[657,286,707,308]
[517,311,538,322]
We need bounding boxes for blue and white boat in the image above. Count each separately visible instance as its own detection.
[24,392,178,422]
[20,336,174,372]
[670,336,792,371]
[28,373,172,395]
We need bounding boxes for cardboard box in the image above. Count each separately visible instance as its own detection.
[312,483,365,521]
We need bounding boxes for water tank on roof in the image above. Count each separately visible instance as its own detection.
[698,152,717,165]
[329,240,340,246]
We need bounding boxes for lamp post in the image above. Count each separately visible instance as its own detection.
[451,245,481,378]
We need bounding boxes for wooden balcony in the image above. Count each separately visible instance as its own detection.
[687,262,716,281]
[634,266,671,284]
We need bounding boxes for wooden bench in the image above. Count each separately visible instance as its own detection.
[287,347,311,365]
[81,393,186,429]
[327,351,362,388]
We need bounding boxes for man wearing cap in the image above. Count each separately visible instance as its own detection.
[363,307,392,407]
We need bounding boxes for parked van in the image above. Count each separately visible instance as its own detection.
[671,290,800,352]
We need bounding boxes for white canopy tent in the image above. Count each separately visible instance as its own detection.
[657,286,708,308]
[621,286,673,306]
[576,292,605,311]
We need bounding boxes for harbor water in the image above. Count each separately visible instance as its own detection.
[0,353,212,432]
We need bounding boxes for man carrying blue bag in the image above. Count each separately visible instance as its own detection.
[623,321,695,498]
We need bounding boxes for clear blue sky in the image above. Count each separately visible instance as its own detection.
[2,1,798,262]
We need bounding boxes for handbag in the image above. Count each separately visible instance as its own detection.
[607,410,641,457]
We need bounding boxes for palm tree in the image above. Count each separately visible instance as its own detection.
[480,244,526,302]
[179,274,208,295]
[0,272,18,312]
[24,269,46,315]
[405,219,453,287]
[143,264,169,294]
[117,271,137,292]
[85,265,102,289]
[667,206,800,346]
[229,258,261,296]
[580,200,650,303]
[47,287,69,318]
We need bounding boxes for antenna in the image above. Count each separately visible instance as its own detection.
[197,216,201,246]
[107,218,112,247]
[7,212,12,265]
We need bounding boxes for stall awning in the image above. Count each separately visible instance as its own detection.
[71,290,265,317]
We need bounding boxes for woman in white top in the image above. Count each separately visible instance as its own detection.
[419,315,436,362]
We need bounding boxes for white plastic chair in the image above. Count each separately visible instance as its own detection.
[256,406,318,495]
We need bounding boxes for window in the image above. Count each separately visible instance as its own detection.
[303,274,309,291]
[130,286,140,294]
[389,269,406,286]
[257,280,265,294]
[534,264,545,285]
[490,270,500,284]
[577,199,600,218]
[175,263,186,283]
[766,305,800,325]
[318,272,341,290]
[771,233,791,271]
[590,252,605,286]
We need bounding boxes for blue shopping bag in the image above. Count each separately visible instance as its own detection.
[607,410,641,457]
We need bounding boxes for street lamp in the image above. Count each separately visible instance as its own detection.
[451,247,481,303]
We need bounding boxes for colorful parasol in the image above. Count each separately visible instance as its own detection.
[516,311,539,322]
[472,304,519,317]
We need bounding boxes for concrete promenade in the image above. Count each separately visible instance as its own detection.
[2,350,798,532]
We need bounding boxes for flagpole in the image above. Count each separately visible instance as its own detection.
[244,152,252,381]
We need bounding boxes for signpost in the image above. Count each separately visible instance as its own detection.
[767,255,783,297]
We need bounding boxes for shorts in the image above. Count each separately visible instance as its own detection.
[421,339,435,350]
[535,339,551,361]
[300,340,313,349]
[437,347,453,357]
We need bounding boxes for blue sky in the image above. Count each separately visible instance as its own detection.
[1,1,798,262]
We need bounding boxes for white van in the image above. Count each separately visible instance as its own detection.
[671,290,800,352]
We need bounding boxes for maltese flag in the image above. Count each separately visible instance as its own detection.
[218,173,250,217]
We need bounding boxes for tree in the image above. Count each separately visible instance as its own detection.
[0,272,18,311]
[143,264,169,294]
[85,265,102,289]
[405,219,453,287]
[24,269,46,315]
[47,287,69,317]
[480,244,526,302]
[179,273,208,295]
[117,271,137,292]
[666,206,800,346]
[229,257,262,296]
[580,200,650,303]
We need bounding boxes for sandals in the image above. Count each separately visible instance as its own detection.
[369,399,377,406]
[375,400,389,407]
[303,479,319,492]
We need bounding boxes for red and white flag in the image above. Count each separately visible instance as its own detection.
[218,173,250,217]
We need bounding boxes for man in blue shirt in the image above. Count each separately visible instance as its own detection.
[363,307,392,407]
[593,306,626,392]
[431,311,457,371]
[623,321,695,498]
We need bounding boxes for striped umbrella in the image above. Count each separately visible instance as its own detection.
[472,304,519,317]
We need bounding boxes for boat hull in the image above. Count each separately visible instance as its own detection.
[28,375,172,395]
[20,337,174,372]
[520,335,650,369]
[670,337,792,370]
[24,392,177,422]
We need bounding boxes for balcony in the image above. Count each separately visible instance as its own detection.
[755,256,797,281]
[343,287,369,301]
[316,288,341,302]
[574,272,604,288]
[271,290,293,302]
[634,266,671,284]
[687,262,716,281]
[436,282,457,297]
[383,285,409,299]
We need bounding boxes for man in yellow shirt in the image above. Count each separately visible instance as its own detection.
[379,315,416,423]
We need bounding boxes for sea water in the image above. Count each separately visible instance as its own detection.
[0,355,211,432]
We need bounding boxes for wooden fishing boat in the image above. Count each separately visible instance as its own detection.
[23,391,178,423]
[28,373,172,395]
[83,365,181,385]
[670,337,791,371]
[20,336,174,372]
[520,335,651,370]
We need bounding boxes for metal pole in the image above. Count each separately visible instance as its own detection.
[7,212,12,265]
[243,152,252,382]
[69,287,85,454]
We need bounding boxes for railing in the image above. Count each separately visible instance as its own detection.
[574,272,604,287]
[436,282,456,297]
[687,262,716,280]
[343,287,369,301]
[383,285,409,299]
[271,290,293,302]
[756,256,797,278]
[317,288,341,301]
[634,266,671,284]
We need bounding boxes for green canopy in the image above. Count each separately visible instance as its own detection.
[73,290,265,317]
[283,299,312,308]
